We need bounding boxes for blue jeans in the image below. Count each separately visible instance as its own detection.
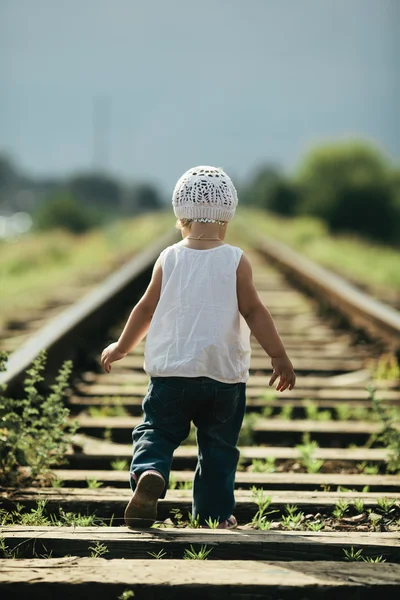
[130,376,246,524]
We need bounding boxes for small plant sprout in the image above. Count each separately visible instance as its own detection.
[373,353,400,381]
[367,385,400,474]
[178,481,193,490]
[187,513,200,528]
[335,404,352,421]
[353,499,365,514]
[357,462,379,475]
[205,517,220,529]
[50,477,64,488]
[118,590,135,600]
[362,555,386,563]
[147,549,167,559]
[169,474,177,490]
[333,499,350,519]
[103,428,113,442]
[278,404,294,420]
[0,536,13,559]
[111,459,128,471]
[295,433,324,473]
[343,547,364,561]
[281,505,304,530]
[304,400,332,422]
[183,544,213,560]
[262,405,274,419]
[89,541,109,558]
[333,498,350,519]
[377,497,397,515]
[305,520,324,532]
[250,457,276,473]
[250,487,277,528]
[17,501,51,526]
[86,478,103,489]
[170,508,183,526]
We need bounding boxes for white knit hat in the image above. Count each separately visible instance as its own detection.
[172,166,238,222]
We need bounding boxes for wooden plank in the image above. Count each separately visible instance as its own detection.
[1,528,399,563]
[80,370,399,390]
[1,558,400,600]
[74,384,395,400]
[65,437,391,470]
[119,355,365,372]
[49,470,400,492]
[74,416,398,434]
[2,489,399,522]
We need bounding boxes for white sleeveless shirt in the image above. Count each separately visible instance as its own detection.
[144,243,251,383]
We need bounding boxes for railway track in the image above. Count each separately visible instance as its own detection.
[1,228,400,599]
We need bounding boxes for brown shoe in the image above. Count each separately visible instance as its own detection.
[124,470,165,528]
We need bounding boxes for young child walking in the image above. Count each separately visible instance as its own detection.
[101,166,296,529]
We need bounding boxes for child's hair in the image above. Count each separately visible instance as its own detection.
[176,218,193,230]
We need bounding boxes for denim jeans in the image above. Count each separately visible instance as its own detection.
[130,376,246,525]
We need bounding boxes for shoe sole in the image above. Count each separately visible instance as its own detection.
[124,471,165,529]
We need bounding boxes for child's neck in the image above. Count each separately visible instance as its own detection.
[180,222,227,249]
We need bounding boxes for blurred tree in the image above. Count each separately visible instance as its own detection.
[295,141,397,241]
[69,173,121,208]
[0,155,18,209]
[241,165,299,216]
[124,183,163,213]
[34,191,101,234]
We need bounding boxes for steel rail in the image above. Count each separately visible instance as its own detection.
[254,232,400,353]
[0,229,179,395]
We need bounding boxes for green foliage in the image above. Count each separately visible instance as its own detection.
[187,513,200,528]
[250,487,278,529]
[0,351,78,486]
[295,433,324,473]
[278,404,294,420]
[204,517,220,529]
[238,413,258,445]
[373,354,400,381]
[353,499,365,514]
[118,591,135,600]
[111,459,129,471]
[250,457,276,473]
[177,481,192,490]
[183,544,213,560]
[305,520,324,531]
[295,140,398,241]
[304,400,332,421]
[34,191,103,233]
[343,546,364,561]
[332,499,349,519]
[170,508,183,526]
[147,549,167,559]
[86,478,103,489]
[241,166,300,216]
[376,497,397,515]
[367,386,400,473]
[281,505,304,530]
[89,541,109,558]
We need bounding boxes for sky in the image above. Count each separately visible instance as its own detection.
[1,0,399,193]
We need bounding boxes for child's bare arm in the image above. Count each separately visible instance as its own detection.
[101,259,162,372]
[237,253,296,392]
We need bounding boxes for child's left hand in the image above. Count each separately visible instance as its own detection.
[101,342,127,373]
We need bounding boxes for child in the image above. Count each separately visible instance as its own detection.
[101,166,296,529]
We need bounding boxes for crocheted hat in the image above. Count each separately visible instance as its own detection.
[172,166,238,222]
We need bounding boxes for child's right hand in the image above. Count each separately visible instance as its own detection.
[269,355,296,392]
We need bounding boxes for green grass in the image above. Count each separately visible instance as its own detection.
[0,212,173,328]
[230,209,400,294]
